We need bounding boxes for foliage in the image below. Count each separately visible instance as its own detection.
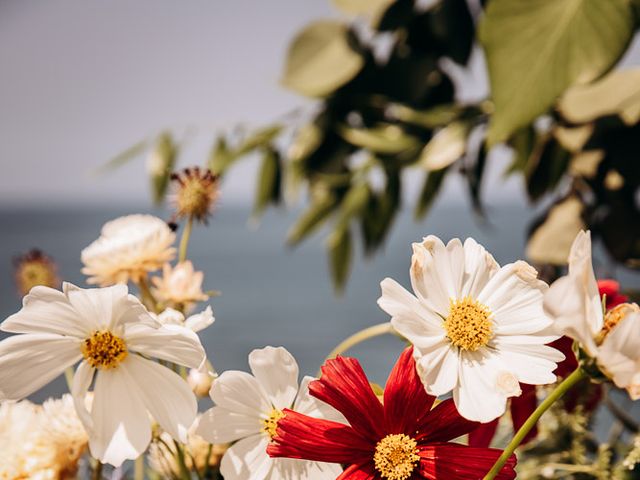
[108,0,640,292]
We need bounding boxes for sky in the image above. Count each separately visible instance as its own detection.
[0,1,638,208]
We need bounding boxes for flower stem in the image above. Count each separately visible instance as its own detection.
[320,322,395,375]
[138,276,158,313]
[134,456,144,480]
[178,216,194,263]
[92,460,103,480]
[64,367,74,390]
[174,439,192,480]
[482,367,588,480]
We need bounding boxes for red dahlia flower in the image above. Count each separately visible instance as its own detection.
[268,347,516,480]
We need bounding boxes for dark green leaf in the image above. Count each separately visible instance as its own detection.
[287,194,338,246]
[414,167,448,220]
[235,125,284,157]
[526,135,571,202]
[505,126,535,176]
[360,171,400,254]
[335,182,371,229]
[149,133,177,205]
[208,136,235,176]
[466,142,487,216]
[253,148,282,217]
[327,224,353,294]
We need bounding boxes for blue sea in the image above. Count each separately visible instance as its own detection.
[1,203,639,428]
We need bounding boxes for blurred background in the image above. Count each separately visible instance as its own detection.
[2,0,640,397]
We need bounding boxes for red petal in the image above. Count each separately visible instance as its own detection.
[598,279,628,309]
[468,419,498,448]
[383,347,436,435]
[268,409,372,464]
[310,356,385,441]
[417,443,517,480]
[510,383,537,444]
[415,399,480,443]
[550,336,577,378]
[337,462,378,480]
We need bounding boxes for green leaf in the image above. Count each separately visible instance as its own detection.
[253,148,282,217]
[558,68,640,126]
[327,224,353,294]
[360,171,400,254]
[98,139,149,173]
[386,103,462,129]
[526,135,571,202]
[480,0,635,145]
[466,142,487,216]
[415,168,448,220]
[287,193,338,246]
[288,122,324,163]
[208,136,235,176]
[282,20,365,97]
[526,195,585,265]
[337,124,420,154]
[505,126,535,176]
[332,0,393,16]
[235,125,284,157]
[335,182,371,228]
[149,133,177,205]
[418,120,471,170]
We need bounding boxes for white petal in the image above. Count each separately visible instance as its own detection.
[599,313,640,390]
[409,236,456,314]
[210,370,272,417]
[72,361,95,432]
[249,346,299,409]
[1,286,89,337]
[196,406,262,444]
[378,278,444,350]
[63,282,125,330]
[478,261,552,335]
[293,376,346,423]
[459,238,500,298]
[184,306,215,332]
[89,365,151,467]
[415,345,459,397]
[453,352,508,423]
[220,434,273,480]
[494,343,563,385]
[269,458,342,480]
[124,355,197,443]
[0,334,82,400]
[126,323,205,369]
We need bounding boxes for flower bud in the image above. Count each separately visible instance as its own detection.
[188,367,214,398]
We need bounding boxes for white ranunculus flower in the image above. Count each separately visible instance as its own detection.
[155,306,215,333]
[151,261,209,312]
[0,283,205,467]
[378,235,564,423]
[196,346,344,480]
[546,230,640,399]
[81,214,176,286]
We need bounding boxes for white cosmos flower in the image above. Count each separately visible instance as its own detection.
[378,235,564,423]
[155,306,215,333]
[545,230,640,399]
[196,346,344,480]
[81,214,176,286]
[0,283,205,467]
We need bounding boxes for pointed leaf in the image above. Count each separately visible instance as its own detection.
[419,120,470,170]
[337,124,420,154]
[415,168,448,220]
[149,133,177,205]
[287,194,338,246]
[253,148,282,217]
[327,224,353,294]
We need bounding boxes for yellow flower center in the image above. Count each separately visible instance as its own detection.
[599,303,639,343]
[81,331,128,369]
[373,433,420,480]
[443,297,494,351]
[261,408,285,440]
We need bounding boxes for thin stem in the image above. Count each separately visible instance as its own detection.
[92,460,103,480]
[174,439,192,480]
[483,368,588,480]
[64,367,74,390]
[179,216,194,262]
[319,322,395,376]
[134,456,145,480]
[138,276,158,312]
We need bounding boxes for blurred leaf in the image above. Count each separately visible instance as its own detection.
[337,124,420,154]
[149,133,177,205]
[253,148,282,217]
[598,191,640,267]
[235,124,284,157]
[387,103,461,129]
[327,224,353,294]
[419,120,470,170]
[375,0,416,31]
[335,182,371,228]
[505,126,535,176]
[568,150,604,178]
[288,123,324,163]
[282,20,365,97]
[361,171,400,254]
[553,125,594,152]
[526,195,585,265]
[332,0,394,16]
[415,167,448,220]
[526,135,570,202]
[99,139,149,173]
[208,136,235,176]
[467,142,487,215]
[287,193,338,246]
[558,68,640,126]
[480,0,634,145]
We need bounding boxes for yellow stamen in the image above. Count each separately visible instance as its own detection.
[261,408,285,440]
[599,303,640,343]
[444,297,493,351]
[373,433,420,480]
[81,331,128,369]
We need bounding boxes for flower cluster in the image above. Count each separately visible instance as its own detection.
[1,192,639,480]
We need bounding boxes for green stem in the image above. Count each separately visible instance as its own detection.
[174,439,192,480]
[92,460,103,480]
[134,456,144,480]
[319,322,394,376]
[138,276,158,312]
[482,367,588,480]
[179,216,194,263]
